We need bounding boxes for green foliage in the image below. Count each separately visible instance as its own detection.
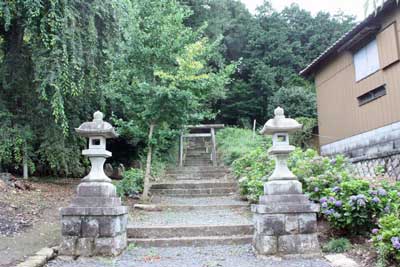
[322,238,352,253]
[289,149,351,201]
[372,212,400,266]
[267,87,317,119]
[216,127,271,165]
[0,0,356,179]
[233,147,274,202]
[375,165,386,176]
[319,181,400,233]
[218,127,400,266]
[106,1,235,187]
[0,0,133,175]
[212,3,355,124]
[290,117,318,149]
[116,168,144,197]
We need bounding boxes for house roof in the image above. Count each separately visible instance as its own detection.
[300,0,397,77]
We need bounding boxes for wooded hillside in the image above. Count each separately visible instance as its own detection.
[0,0,355,176]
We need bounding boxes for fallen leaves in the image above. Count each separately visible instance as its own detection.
[0,178,77,236]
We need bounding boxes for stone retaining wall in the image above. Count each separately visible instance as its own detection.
[352,153,400,181]
[321,121,400,181]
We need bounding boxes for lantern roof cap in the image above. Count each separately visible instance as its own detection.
[75,111,118,138]
[260,107,302,135]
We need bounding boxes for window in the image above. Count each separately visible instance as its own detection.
[353,39,380,81]
[357,85,386,106]
[92,139,101,146]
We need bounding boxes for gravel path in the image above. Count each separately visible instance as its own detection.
[130,207,252,226]
[47,244,332,267]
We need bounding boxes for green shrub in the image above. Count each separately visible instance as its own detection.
[320,179,373,233]
[320,181,400,233]
[372,213,400,266]
[232,147,274,202]
[217,126,400,266]
[290,117,317,149]
[289,149,351,201]
[116,168,144,197]
[322,238,352,253]
[216,128,271,165]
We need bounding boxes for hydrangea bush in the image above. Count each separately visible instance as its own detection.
[289,148,351,201]
[372,212,400,265]
[232,147,274,202]
[219,127,400,266]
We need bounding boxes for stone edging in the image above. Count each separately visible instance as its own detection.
[324,253,360,267]
[15,247,57,267]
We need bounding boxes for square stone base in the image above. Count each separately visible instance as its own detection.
[252,193,320,256]
[60,206,128,257]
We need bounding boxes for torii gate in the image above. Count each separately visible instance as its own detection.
[179,124,224,167]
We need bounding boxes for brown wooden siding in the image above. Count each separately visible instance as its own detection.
[315,8,400,146]
[377,23,399,68]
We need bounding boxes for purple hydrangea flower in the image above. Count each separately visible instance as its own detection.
[324,209,335,215]
[329,197,336,203]
[372,197,380,203]
[357,194,366,200]
[350,195,357,202]
[335,201,342,207]
[357,199,366,207]
[391,237,400,250]
[321,202,328,209]
[377,235,383,241]
[370,190,377,196]
[377,188,387,196]
[314,187,319,192]
[332,186,340,193]
[372,228,379,234]
[384,206,391,213]
[320,197,328,203]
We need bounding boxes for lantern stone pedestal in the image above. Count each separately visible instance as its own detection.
[252,107,321,257]
[59,111,128,257]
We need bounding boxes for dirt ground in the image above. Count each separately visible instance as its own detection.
[0,178,78,267]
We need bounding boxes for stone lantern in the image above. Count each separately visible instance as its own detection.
[60,111,128,257]
[252,107,320,257]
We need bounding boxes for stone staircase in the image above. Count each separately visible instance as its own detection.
[127,136,253,247]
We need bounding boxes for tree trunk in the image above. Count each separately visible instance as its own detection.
[23,146,28,179]
[142,123,155,201]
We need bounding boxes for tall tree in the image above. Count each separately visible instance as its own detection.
[216,2,355,125]
[0,0,134,176]
[104,0,235,200]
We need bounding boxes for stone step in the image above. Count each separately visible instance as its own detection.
[168,172,230,180]
[127,224,254,239]
[151,182,236,190]
[167,170,228,176]
[183,159,212,164]
[185,155,211,160]
[127,235,253,247]
[150,187,237,197]
[174,176,226,181]
[134,203,250,211]
[184,162,214,167]
[167,166,228,173]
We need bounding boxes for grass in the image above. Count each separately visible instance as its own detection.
[322,238,352,253]
[216,127,271,165]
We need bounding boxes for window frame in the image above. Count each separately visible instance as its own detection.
[357,84,387,106]
[353,38,381,82]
